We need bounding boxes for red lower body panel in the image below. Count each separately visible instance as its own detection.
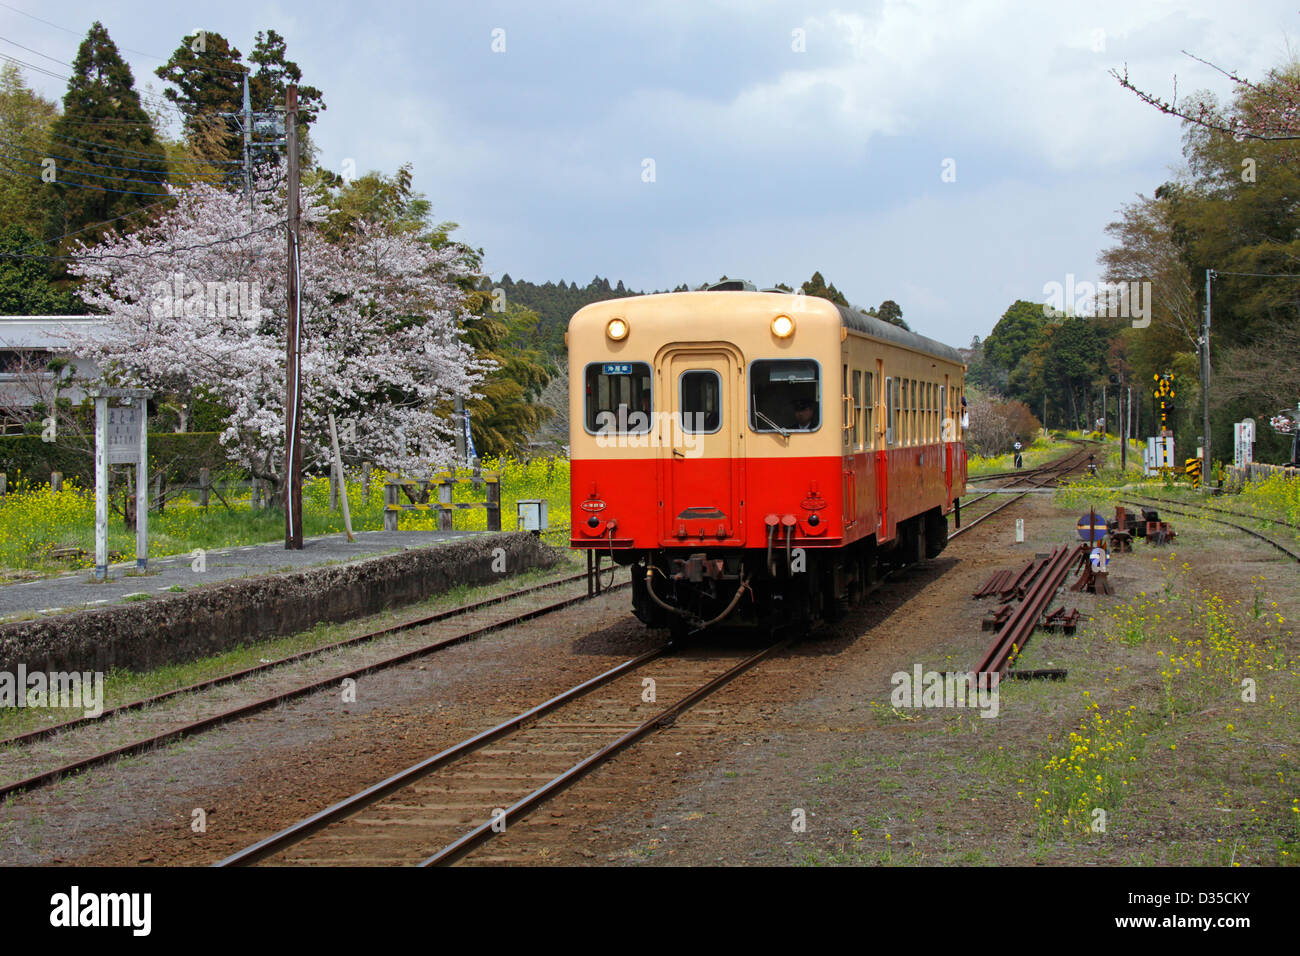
[571,444,964,552]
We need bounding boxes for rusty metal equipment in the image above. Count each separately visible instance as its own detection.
[975,544,1085,676]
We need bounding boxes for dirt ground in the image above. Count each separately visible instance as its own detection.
[3,492,1296,867]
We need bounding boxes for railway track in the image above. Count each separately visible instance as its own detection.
[218,639,786,866]
[1119,496,1300,565]
[215,446,1099,867]
[950,444,1097,540]
[0,570,628,800]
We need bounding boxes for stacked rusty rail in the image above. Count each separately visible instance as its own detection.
[972,555,1050,601]
[974,543,1085,676]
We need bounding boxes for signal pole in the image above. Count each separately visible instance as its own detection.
[284,85,303,549]
[1201,268,1215,481]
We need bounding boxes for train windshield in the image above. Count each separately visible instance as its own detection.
[750,359,820,432]
[585,361,652,433]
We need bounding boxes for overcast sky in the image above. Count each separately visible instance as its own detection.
[4,1,1297,346]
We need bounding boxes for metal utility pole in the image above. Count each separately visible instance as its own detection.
[284,85,303,549]
[242,72,253,216]
[1120,379,1127,473]
[1201,268,1215,480]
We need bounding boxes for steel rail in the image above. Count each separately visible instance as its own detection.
[1120,498,1300,564]
[0,570,591,749]
[1125,493,1298,534]
[420,638,790,866]
[975,544,1081,675]
[0,578,628,800]
[216,641,671,867]
[951,446,1094,541]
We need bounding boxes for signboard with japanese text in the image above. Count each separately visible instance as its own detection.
[107,405,142,464]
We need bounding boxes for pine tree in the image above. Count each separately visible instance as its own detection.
[154,31,246,164]
[44,22,168,244]
[248,30,324,131]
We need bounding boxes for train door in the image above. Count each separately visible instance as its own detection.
[942,380,956,508]
[658,347,743,545]
[877,361,891,540]
[841,359,856,532]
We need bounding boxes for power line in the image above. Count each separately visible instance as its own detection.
[0,197,176,257]
[0,161,172,196]
[0,219,286,262]
[0,50,191,119]
[0,3,251,76]
[1211,270,1300,278]
[44,128,241,166]
[0,33,73,67]
[0,138,219,180]
[0,150,209,191]
[0,52,65,82]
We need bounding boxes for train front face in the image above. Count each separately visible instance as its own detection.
[569,291,845,633]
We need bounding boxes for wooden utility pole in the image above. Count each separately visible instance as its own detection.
[284,84,304,549]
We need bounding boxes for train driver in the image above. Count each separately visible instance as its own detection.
[793,398,816,430]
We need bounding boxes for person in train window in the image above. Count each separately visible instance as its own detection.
[793,398,816,430]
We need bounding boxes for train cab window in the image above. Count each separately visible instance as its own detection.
[679,370,721,434]
[750,358,820,432]
[852,370,864,452]
[584,361,653,434]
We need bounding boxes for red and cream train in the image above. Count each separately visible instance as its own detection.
[568,282,967,636]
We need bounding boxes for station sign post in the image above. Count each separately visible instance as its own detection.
[92,387,152,580]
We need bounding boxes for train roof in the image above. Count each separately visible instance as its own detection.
[830,302,966,366]
[573,290,966,367]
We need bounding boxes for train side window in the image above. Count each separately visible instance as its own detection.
[883,374,894,447]
[925,382,933,441]
[902,378,911,446]
[679,369,721,434]
[842,364,851,446]
[939,385,947,439]
[750,358,820,432]
[864,372,874,447]
[911,380,918,445]
[904,374,915,447]
[852,370,863,452]
[909,378,917,446]
[584,361,653,434]
[885,376,895,445]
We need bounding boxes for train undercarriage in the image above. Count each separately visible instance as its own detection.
[599,506,951,639]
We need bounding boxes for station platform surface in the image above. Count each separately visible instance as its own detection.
[0,530,484,623]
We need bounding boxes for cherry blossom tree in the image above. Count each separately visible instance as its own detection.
[65,173,489,497]
[1113,54,1300,142]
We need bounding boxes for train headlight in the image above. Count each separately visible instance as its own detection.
[771,314,795,338]
[606,318,629,341]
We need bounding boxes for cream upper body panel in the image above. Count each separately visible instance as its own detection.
[568,291,843,458]
[567,290,966,458]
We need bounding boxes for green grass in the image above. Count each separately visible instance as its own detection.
[0,456,572,578]
[967,435,1071,477]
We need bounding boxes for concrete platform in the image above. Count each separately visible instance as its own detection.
[0,532,561,674]
[0,530,480,623]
